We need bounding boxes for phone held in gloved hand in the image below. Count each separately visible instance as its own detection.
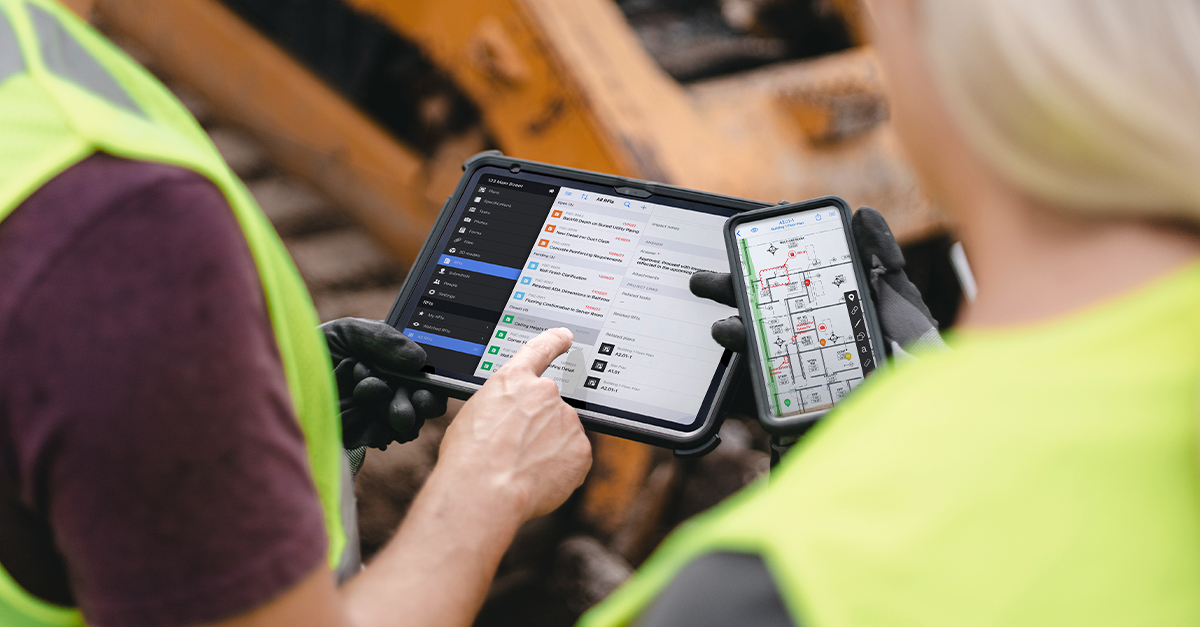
[724,197,886,434]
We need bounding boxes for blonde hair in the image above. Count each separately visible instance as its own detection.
[919,0,1200,219]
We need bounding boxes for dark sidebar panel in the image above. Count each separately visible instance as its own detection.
[402,175,558,373]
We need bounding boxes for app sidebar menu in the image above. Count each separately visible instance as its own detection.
[402,175,557,373]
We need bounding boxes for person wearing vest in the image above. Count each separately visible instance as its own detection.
[577,0,1200,626]
[0,1,592,626]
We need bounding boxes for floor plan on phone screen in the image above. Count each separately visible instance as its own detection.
[734,206,876,417]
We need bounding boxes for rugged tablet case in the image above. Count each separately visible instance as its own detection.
[723,197,887,436]
[385,151,769,455]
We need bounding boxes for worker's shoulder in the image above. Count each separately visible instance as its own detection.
[0,152,243,323]
[857,259,1200,414]
[0,152,229,253]
[43,152,224,216]
[775,260,1200,483]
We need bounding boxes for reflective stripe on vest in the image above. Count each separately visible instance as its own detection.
[0,1,347,624]
[26,3,140,115]
[0,9,21,83]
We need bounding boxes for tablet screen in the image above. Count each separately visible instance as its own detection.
[392,166,740,431]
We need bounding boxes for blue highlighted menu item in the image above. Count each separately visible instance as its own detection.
[403,329,486,356]
[437,254,522,280]
[400,174,560,373]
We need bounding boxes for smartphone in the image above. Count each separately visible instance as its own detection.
[724,197,885,434]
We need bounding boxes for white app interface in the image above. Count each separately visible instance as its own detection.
[473,187,732,424]
[735,208,876,417]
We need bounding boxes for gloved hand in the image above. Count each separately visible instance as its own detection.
[690,206,947,358]
[851,206,947,357]
[321,318,448,453]
[688,270,758,419]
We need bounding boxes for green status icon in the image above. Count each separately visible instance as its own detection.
[481,362,493,371]
[503,314,514,324]
[496,330,507,339]
[784,399,792,407]
[488,346,500,355]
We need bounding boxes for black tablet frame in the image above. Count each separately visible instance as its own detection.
[385,152,770,454]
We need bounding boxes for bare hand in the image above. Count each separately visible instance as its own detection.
[436,328,593,522]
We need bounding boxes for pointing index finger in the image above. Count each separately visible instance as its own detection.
[503,328,574,376]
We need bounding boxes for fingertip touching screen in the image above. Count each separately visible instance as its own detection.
[392,166,740,433]
[733,206,877,418]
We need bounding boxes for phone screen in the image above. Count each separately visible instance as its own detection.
[733,206,877,418]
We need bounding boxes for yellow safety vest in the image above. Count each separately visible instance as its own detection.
[583,262,1200,626]
[0,1,348,624]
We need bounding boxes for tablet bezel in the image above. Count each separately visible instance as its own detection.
[385,152,769,451]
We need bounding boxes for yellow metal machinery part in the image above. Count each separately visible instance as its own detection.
[344,0,941,242]
[95,0,437,262]
[93,0,945,542]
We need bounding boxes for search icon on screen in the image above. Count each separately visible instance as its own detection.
[624,201,631,207]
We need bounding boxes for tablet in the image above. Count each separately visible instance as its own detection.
[386,153,768,451]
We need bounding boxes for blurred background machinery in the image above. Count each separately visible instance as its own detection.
[91,1,963,624]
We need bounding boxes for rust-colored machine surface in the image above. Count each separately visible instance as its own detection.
[97,0,944,258]
[343,0,941,241]
[92,1,954,624]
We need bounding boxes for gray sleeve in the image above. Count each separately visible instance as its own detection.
[632,552,798,627]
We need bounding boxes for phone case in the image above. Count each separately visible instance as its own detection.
[386,151,770,455]
[723,197,887,435]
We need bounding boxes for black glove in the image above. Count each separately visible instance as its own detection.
[690,206,946,357]
[321,318,447,451]
[689,270,746,351]
[851,207,946,356]
[688,270,756,419]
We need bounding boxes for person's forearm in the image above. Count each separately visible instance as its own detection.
[206,329,586,627]
[340,463,525,627]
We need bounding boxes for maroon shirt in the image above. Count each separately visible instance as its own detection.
[0,154,328,627]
